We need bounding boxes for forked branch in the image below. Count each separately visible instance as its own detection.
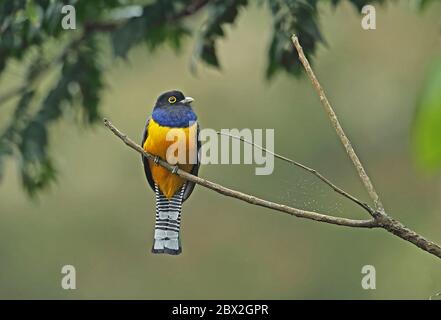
[103,36,441,260]
[291,35,384,213]
[104,118,441,259]
[216,131,375,215]
[290,34,441,259]
[103,118,376,229]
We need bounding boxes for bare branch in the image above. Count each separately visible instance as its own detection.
[0,34,85,108]
[104,119,441,259]
[376,216,441,259]
[217,131,375,216]
[103,118,377,229]
[291,34,384,212]
[291,34,441,259]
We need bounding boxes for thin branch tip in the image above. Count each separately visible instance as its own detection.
[291,35,384,212]
[290,35,441,259]
[216,130,375,215]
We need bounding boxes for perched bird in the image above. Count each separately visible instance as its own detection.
[141,90,200,255]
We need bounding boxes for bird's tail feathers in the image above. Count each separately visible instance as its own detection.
[152,184,185,255]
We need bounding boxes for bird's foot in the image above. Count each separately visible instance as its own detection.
[153,156,160,165]
[172,166,179,174]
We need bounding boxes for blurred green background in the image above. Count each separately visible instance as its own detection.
[1,1,441,299]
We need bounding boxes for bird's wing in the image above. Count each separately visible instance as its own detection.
[141,117,156,192]
[183,122,201,202]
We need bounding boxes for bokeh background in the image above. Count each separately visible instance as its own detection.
[1,1,441,299]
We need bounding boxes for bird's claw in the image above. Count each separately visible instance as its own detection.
[153,156,160,165]
[172,166,179,174]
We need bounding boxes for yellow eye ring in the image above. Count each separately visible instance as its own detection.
[168,96,177,104]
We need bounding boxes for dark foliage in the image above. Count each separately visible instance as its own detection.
[0,0,435,195]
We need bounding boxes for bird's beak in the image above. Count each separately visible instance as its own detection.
[181,96,194,104]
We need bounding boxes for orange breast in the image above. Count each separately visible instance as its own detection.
[143,119,197,198]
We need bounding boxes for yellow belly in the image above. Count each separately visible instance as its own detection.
[143,119,197,198]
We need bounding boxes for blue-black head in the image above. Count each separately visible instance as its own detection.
[152,90,197,128]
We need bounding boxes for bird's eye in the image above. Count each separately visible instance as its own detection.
[168,96,177,104]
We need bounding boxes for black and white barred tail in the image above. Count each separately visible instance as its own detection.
[152,184,185,255]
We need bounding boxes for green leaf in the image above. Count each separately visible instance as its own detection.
[198,41,220,67]
[266,0,322,79]
[9,35,104,194]
[166,25,191,52]
[339,0,384,11]
[25,0,43,27]
[194,0,248,68]
[413,57,441,169]
[16,118,57,196]
[75,37,104,123]
[19,120,48,162]
[20,157,57,196]
[0,154,6,182]
[0,90,35,181]
[417,0,437,10]
[111,16,147,58]
[111,1,190,58]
